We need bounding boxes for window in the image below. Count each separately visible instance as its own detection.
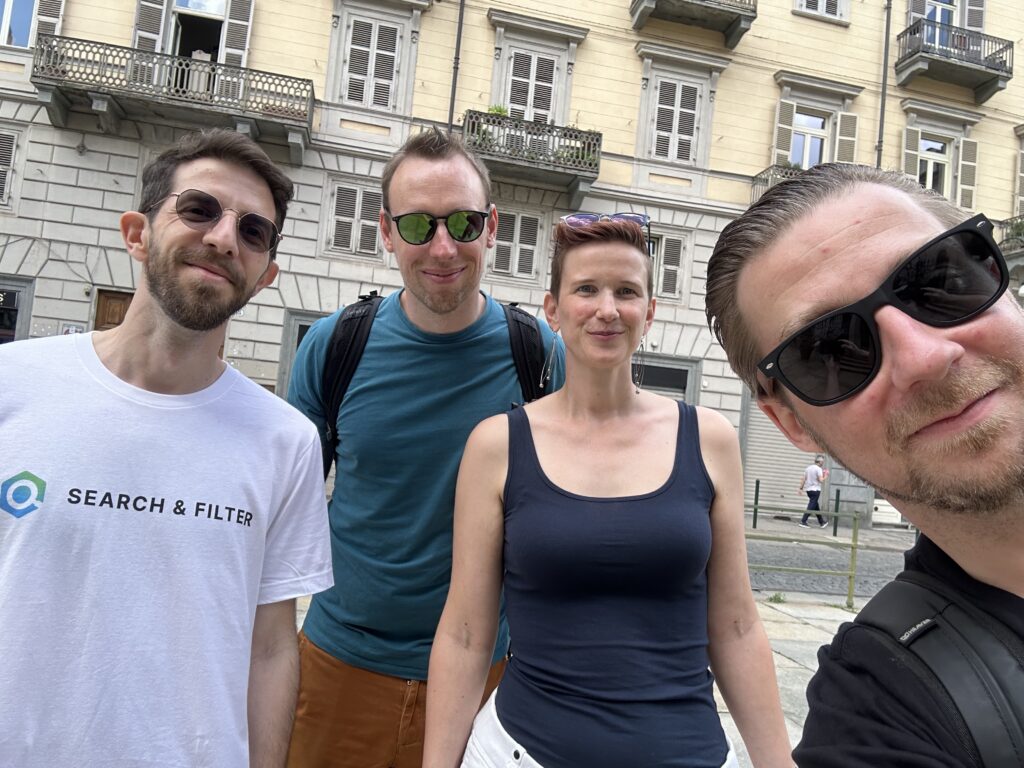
[770,73,862,169]
[327,183,381,258]
[901,99,981,209]
[0,130,14,204]
[794,0,849,21]
[343,17,398,109]
[636,43,728,170]
[790,109,829,169]
[492,212,540,278]
[648,234,687,301]
[507,50,554,123]
[1,0,61,47]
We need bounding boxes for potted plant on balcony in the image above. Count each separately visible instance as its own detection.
[466,104,508,153]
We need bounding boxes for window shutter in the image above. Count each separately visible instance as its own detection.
[773,100,796,166]
[0,132,15,204]
[133,0,166,53]
[357,190,381,254]
[345,20,373,103]
[659,237,683,298]
[834,112,858,163]
[903,127,921,178]
[957,138,978,211]
[508,52,532,120]
[653,80,697,163]
[372,24,399,109]
[532,56,554,123]
[825,0,839,15]
[220,0,253,67]
[654,80,676,160]
[675,84,698,163]
[331,186,358,251]
[34,0,64,40]
[507,51,555,123]
[908,0,926,23]
[1017,150,1024,217]
[516,216,539,276]
[494,215,515,273]
[804,0,819,10]
[964,0,984,31]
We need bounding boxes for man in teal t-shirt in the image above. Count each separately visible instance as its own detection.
[285,127,564,768]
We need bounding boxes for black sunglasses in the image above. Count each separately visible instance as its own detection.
[387,209,490,245]
[146,189,282,254]
[758,214,1009,406]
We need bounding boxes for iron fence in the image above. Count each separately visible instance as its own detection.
[463,110,601,175]
[896,19,1013,73]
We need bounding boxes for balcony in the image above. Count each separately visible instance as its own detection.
[31,35,314,163]
[463,110,602,208]
[998,215,1024,267]
[895,20,1013,104]
[630,0,756,49]
[750,164,803,203]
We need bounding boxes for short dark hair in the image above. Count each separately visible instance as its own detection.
[550,219,652,298]
[705,163,967,395]
[139,129,293,257]
[380,126,491,212]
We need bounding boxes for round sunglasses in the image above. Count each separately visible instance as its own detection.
[387,209,490,245]
[757,214,1009,406]
[145,189,282,254]
[560,212,650,229]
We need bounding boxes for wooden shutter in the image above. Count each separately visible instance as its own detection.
[34,0,64,40]
[220,0,252,67]
[1017,150,1024,217]
[508,51,555,123]
[0,132,15,204]
[773,100,796,166]
[653,80,697,163]
[331,186,357,251]
[825,0,839,14]
[964,0,984,31]
[804,0,819,10]
[903,127,921,178]
[493,215,515,273]
[957,138,978,210]
[346,20,372,103]
[133,0,166,52]
[357,190,381,254]
[834,112,858,163]
[516,215,539,276]
[658,236,684,298]
[345,19,398,108]
[372,24,398,109]
[908,0,926,24]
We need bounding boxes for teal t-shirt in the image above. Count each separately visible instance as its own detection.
[288,291,564,679]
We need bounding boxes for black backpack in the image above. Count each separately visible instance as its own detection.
[318,291,551,477]
[854,570,1024,767]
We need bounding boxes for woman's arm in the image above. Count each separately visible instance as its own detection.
[423,415,509,768]
[698,407,795,768]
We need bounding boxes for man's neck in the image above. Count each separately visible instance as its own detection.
[399,290,485,335]
[917,510,1024,599]
[91,303,228,395]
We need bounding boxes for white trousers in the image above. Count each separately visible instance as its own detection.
[461,691,740,768]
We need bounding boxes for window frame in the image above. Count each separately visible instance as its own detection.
[322,178,384,261]
[647,230,690,304]
[771,71,863,169]
[900,98,983,209]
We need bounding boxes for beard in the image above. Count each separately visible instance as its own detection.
[795,357,1024,515]
[145,241,260,332]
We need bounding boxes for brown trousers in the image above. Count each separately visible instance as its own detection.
[286,631,505,768]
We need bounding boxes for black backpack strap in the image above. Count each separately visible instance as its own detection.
[320,291,383,479]
[502,302,547,404]
[855,572,1024,768]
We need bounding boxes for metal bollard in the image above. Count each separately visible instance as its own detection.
[846,511,860,610]
[832,488,841,536]
[752,479,760,529]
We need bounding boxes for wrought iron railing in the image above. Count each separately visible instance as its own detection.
[896,19,1013,74]
[704,0,756,9]
[998,215,1024,255]
[32,35,314,124]
[463,110,601,175]
[750,164,803,203]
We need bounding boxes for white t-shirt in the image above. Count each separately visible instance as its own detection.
[803,463,824,492]
[0,333,332,767]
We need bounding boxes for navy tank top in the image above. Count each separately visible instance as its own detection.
[494,402,729,768]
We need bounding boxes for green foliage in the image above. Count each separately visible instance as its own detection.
[767,592,787,604]
[487,104,509,116]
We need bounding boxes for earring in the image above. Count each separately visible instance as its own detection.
[632,335,647,394]
[540,336,558,391]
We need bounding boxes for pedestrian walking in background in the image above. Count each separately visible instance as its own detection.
[800,456,829,527]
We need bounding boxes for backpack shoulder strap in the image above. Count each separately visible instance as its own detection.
[320,291,383,479]
[855,572,1024,768]
[502,302,547,404]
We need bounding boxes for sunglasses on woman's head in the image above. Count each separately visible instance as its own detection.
[560,212,651,229]
[146,189,282,254]
[757,214,1009,407]
[387,209,490,245]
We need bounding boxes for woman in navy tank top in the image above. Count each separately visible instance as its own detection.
[425,218,793,768]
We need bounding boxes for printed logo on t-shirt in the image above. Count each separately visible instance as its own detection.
[65,487,255,528]
[1,471,47,518]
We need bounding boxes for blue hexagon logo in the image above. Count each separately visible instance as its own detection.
[1,471,47,518]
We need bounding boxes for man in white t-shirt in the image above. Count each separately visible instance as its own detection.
[800,456,829,528]
[0,129,332,768]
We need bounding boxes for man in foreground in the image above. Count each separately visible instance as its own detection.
[286,128,563,767]
[706,162,1024,766]
[0,129,332,767]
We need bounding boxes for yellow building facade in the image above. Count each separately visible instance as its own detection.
[1,0,1021,509]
